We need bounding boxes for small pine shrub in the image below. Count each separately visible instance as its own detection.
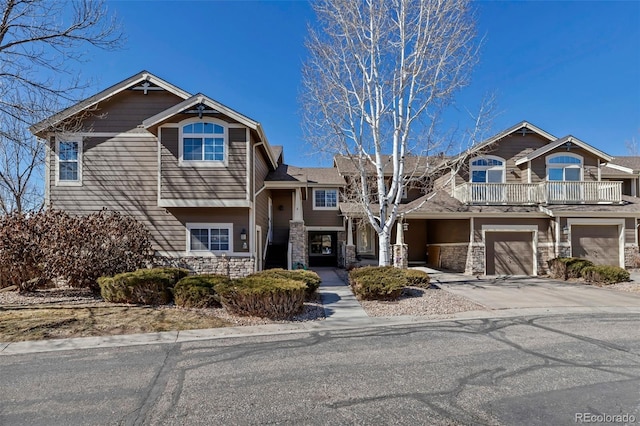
[250,269,321,299]
[566,259,594,279]
[174,274,228,308]
[404,269,431,288]
[216,276,306,319]
[548,257,593,280]
[98,268,179,305]
[349,266,407,301]
[581,265,630,284]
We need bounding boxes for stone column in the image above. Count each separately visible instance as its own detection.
[289,220,306,269]
[345,216,356,267]
[392,244,408,269]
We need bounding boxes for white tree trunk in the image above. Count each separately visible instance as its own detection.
[378,227,392,266]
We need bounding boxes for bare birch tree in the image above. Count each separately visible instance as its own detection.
[301,0,483,265]
[0,0,123,213]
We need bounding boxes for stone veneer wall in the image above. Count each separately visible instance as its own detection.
[465,243,485,275]
[392,244,408,269]
[437,245,468,272]
[624,245,639,268]
[536,245,553,275]
[153,256,255,278]
[345,245,357,267]
[289,221,307,268]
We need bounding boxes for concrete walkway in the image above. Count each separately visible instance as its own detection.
[314,267,372,326]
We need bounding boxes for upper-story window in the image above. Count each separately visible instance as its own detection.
[56,137,82,186]
[547,153,582,181]
[313,188,338,210]
[470,156,505,183]
[180,120,227,166]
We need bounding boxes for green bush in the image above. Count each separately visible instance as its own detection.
[548,257,594,280]
[249,269,321,299]
[98,268,181,305]
[404,269,431,288]
[216,276,306,319]
[566,259,594,279]
[174,274,228,308]
[581,265,630,284]
[349,266,407,300]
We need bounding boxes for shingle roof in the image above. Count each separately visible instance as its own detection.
[608,156,640,172]
[333,154,443,176]
[399,191,543,216]
[265,164,344,185]
[542,196,640,214]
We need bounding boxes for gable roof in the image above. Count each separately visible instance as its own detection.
[142,93,277,169]
[514,135,612,165]
[30,70,191,137]
[469,121,557,156]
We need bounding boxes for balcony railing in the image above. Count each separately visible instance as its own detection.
[453,181,622,205]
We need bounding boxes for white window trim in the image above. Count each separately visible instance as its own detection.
[178,118,229,168]
[55,136,83,186]
[469,155,506,183]
[312,188,339,210]
[186,222,233,255]
[546,153,583,181]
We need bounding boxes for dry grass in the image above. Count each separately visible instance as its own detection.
[0,305,232,342]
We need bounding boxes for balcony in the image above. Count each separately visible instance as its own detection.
[453,181,622,205]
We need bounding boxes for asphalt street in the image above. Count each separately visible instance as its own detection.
[1,313,639,425]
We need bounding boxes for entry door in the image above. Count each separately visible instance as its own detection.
[485,232,534,275]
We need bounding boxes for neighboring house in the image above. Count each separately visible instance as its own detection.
[30,71,640,276]
[391,122,640,275]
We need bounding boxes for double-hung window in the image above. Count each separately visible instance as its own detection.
[313,188,338,210]
[56,138,82,185]
[187,223,232,253]
[181,121,226,165]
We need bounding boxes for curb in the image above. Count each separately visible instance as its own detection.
[3,306,640,356]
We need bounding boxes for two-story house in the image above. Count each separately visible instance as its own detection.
[30,71,348,276]
[31,71,640,277]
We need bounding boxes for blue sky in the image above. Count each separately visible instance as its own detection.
[78,0,640,166]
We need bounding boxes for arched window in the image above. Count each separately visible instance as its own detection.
[546,153,582,181]
[179,119,227,164]
[470,156,505,183]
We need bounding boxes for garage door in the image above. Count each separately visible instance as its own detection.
[571,225,620,266]
[486,232,534,275]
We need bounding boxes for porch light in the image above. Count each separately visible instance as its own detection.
[240,228,247,240]
[562,226,569,236]
[403,222,409,231]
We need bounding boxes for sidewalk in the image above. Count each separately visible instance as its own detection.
[314,267,372,326]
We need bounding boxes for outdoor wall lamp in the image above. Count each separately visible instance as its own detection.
[403,222,409,231]
[240,228,248,249]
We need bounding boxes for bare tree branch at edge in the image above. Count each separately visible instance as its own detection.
[0,0,123,213]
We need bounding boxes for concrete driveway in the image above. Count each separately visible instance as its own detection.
[420,269,640,310]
